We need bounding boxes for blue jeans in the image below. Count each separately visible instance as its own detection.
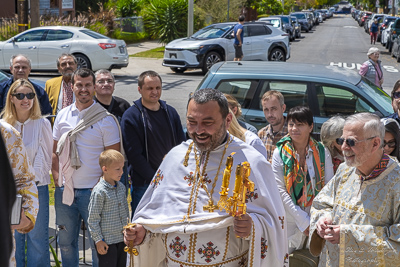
[55,187,98,267]
[15,185,50,267]
[130,184,149,219]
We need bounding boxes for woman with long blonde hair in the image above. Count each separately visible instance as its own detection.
[228,109,267,159]
[1,79,52,267]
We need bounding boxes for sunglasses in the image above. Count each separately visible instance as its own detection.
[393,92,400,99]
[12,92,35,100]
[383,141,396,148]
[336,136,376,147]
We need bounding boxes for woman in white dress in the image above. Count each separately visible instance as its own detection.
[271,106,334,253]
[1,79,52,267]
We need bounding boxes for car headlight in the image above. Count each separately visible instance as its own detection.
[185,45,205,54]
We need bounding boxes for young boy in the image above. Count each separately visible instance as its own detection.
[88,149,129,267]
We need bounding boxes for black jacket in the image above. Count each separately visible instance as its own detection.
[121,98,186,186]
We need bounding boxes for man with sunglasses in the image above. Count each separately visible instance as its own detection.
[0,54,52,116]
[387,79,400,124]
[309,113,400,266]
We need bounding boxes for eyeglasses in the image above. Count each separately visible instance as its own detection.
[383,141,396,148]
[336,136,376,147]
[12,92,35,100]
[393,92,400,99]
[96,79,114,85]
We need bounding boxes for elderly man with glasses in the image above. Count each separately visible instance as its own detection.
[309,112,400,266]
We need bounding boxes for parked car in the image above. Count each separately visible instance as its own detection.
[386,18,400,52]
[162,21,290,74]
[0,26,129,71]
[390,33,400,62]
[367,14,385,32]
[291,12,311,32]
[359,11,372,26]
[290,16,302,38]
[303,12,315,29]
[379,16,397,42]
[0,69,45,88]
[259,16,295,41]
[196,61,392,133]
[381,21,394,46]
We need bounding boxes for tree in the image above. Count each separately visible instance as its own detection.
[194,0,247,24]
[253,0,283,16]
[141,0,188,44]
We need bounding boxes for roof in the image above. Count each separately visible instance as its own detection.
[209,61,362,85]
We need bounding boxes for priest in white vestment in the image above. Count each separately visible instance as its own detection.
[124,89,288,267]
[310,113,400,266]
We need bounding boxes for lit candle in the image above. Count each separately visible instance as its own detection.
[234,164,242,193]
[222,155,233,188]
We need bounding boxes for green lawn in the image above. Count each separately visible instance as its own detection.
[130,46,165,58]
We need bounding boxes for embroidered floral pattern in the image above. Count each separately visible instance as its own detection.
[184,171,195,186]
[151,169,163,188]
[169,236,187,258]
[261,237,268,259]
[284,253,289,264]
[245,188,258,203]
[198,241,220,263]
[200,173,211,189]
[239,256,248,266]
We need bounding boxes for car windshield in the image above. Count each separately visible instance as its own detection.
[293,13,306,19]
[356,78,392,116]
[191,25,233,39]
[264,19,280,28]
[281,17,289,23]
[80,29,109,39]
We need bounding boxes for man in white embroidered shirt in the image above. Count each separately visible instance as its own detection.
[309,113,400,266]
[51,68,121,267]
[124,88,288,267]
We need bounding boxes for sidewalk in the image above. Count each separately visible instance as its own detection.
[49,205,94,266]
[126,40,163,56]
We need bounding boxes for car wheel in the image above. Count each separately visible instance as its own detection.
[389,42,393,53]
[391,46,395,57]
[202,51,222,74]
[170,67,187,73]
[269,48,286,61]
[306,27,309,33]
[386,40,390,49]
[74,54,92,70]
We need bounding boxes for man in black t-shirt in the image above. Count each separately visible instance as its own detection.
[94,69,131,193]
[121,71,186,215]
[94,69,131,122]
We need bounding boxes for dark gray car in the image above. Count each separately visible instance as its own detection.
[291,12,311,32]
[259,16,295,41]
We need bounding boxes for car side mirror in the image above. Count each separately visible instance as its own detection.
[11,37,15,43]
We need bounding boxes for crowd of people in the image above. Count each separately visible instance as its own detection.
[2,51,400,267]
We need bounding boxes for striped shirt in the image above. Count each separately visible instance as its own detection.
[88,178,129,245]
[258,119,288,163]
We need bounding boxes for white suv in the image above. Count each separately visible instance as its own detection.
[162,21,291,74]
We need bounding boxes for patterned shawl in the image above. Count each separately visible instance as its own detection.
[277,135,325,208]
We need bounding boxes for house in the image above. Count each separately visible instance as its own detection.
[0,0,60,18]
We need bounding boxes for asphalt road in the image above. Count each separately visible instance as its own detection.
[32,14,399,126]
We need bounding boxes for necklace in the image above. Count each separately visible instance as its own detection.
[193,135,232,212]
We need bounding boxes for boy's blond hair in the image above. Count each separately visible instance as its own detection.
[99,149,124,168]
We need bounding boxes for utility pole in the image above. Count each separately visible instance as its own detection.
[227,0,230,22]
[188,0,193,36]
[17,0,29,33]
[31,0,40,28]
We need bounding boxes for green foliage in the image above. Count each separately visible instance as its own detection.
[254,0,283,16]
[113,29,150,43]
[141,0,188,44]
[49,236,61,267]
[116,0,142,17]
[194,0,247,24]
[76,0,108,13]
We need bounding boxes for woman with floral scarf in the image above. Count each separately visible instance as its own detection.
[271,106,334,253]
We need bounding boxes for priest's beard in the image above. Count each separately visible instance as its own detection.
[190,123,227,152]
[343,147,368,168]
